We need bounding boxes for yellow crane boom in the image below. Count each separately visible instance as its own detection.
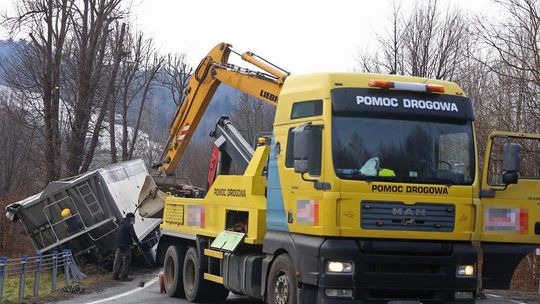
[157,42,288,175]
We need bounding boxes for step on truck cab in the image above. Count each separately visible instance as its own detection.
[138,42,540,304]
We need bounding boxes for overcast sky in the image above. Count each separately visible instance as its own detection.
[1,0,494,74]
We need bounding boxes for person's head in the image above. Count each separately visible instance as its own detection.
[126,212,135,224]
[61,208,72,219]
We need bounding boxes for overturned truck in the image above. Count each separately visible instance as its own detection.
[5,159,162,266]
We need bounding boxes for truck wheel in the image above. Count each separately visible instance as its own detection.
[267,254,297,304]
[183,247,229,302]
[163,245,185,298]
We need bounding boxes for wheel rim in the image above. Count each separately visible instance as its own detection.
[274,272,290,304]
[184,256,196,293]
[164,255,174,288]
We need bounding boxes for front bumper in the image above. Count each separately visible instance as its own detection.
[314,238,477,303]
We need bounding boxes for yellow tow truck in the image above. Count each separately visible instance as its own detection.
[140,42,540,303]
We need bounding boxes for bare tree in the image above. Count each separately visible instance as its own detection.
[355,1,404,74]
[355,0,469,81]
[160,53,192,106]
[80,21,126,172]
[230,93,275,146]
[1,0,73,182]
[476,0,540,126]
[127,53,164,160]
[64,0,124,176]
[110,29,163,162]
[0,89,44,197]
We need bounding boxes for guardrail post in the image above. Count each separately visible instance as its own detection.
[0,256,7,301]
[52,251,58,291]
[63,250,71,286]
[67,250,76,283]
[67,249,86,283]
[18,255,27,301]
[33,253,42,297]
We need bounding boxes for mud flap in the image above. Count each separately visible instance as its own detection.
[481,243,536,289]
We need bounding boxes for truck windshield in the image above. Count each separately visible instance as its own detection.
[332,116,474,185]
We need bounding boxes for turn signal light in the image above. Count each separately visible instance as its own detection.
[426,84,445,93]
[368,80,394,89]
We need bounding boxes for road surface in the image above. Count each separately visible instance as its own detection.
[56,269,540,304]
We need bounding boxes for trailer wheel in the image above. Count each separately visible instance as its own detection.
[267,254,297,304]
[183,247,229,302]
[163,245,185,298]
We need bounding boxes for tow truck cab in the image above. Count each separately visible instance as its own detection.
[262,73,538,303]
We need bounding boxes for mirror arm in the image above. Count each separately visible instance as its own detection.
[300,173,331,190]
[479,189,496,198]
[480,183,511,198]
[301,172,318,183]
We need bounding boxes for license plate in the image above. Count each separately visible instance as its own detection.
[387,301,422,304]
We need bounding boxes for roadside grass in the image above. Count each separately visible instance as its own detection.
[1,270,68,303]
[0,264,112,303]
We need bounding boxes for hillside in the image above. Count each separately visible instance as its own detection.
[0,39,242,145]
[0,39,19,86]
[149,82,241,143]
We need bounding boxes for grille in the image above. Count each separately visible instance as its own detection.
[361,201,455,232]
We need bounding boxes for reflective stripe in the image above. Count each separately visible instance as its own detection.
[177,123,190,142]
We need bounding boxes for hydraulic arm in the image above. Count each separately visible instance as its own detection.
[157,42,288,176]
[207,116,255,188]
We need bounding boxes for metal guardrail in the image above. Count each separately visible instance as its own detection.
[0,249,86,301]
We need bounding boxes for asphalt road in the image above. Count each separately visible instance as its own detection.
[55,269,540,304]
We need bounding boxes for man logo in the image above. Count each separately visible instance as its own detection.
[402,218,416,226]
[393,208,426,226]
[392,208,426,217]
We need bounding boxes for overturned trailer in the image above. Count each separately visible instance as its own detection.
[5,159,162,266]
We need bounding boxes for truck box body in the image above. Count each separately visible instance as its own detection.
[6,159,161,265]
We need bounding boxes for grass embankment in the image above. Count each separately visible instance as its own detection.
[1,271,68,303]
[1,264,111,303]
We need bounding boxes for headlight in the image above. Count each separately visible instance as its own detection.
[456,264,475,277]
[326,261,353,273]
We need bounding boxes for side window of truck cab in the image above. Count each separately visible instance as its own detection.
[487,136,540,186]
[290,100,323,119]
[285,100,324,176]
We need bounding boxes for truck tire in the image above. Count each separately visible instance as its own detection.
[163,245,185,298]
[183,246,229,302]
[267,254,297,304]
